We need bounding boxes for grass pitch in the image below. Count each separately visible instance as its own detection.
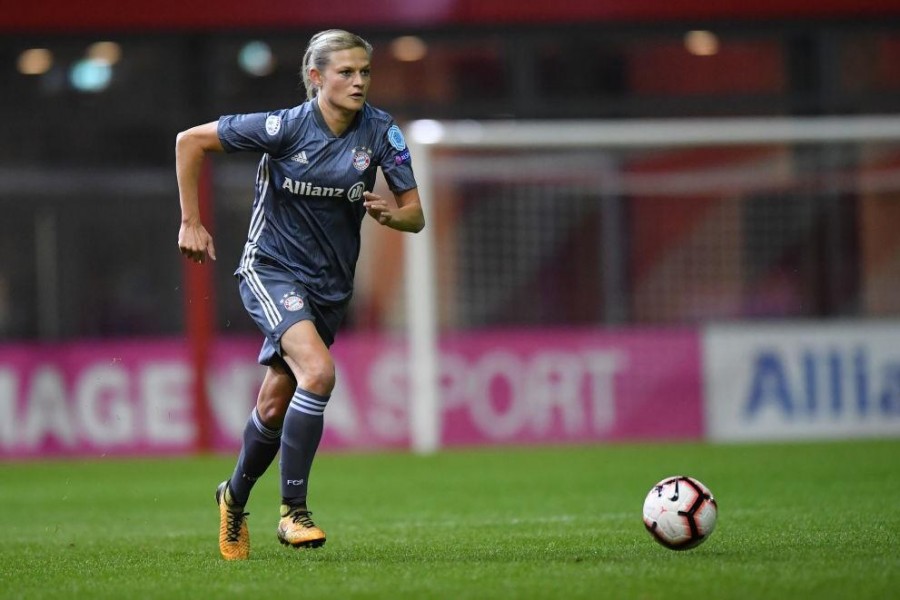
[1,440,898,599]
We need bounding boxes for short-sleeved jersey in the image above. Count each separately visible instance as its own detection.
[217,100,417,305]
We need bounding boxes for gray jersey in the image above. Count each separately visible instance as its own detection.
[218,101,417,305]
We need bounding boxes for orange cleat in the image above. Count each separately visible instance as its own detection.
[215,481,250,560]
[276,504,326,549]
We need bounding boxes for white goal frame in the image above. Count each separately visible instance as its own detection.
[403,115,900,454]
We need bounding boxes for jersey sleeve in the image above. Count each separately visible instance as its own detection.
[376,121,418,193]
[217,110,289,155]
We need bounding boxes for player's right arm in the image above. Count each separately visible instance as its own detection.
[176,121,224,263]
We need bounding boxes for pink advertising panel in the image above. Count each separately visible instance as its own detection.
[0,339,234,459]
[0,328,703,459]
[437,329,704,445]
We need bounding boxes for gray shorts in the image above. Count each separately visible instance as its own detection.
[237,261,348,366]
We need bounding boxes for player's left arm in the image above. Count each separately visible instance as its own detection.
[363,187,424,233]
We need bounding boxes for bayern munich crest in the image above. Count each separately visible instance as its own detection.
[282,291,304,312]
[351,146,372,172]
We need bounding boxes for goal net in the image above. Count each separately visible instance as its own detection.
[402,116,900,452]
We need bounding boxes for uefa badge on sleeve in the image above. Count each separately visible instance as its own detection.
[387,125,406,151]
[265,115,281,136]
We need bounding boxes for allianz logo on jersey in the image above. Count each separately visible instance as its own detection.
[282,178,365,202]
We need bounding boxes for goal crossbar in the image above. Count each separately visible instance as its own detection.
[407,115,900,149]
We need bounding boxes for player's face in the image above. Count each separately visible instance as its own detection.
[317,47,371,113]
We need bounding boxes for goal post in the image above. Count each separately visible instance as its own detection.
[403,115,900,454]
[404,134,440,455]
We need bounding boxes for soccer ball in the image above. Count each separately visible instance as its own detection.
[642,475,718,550]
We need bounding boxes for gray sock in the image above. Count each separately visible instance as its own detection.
[228,408,281,506]
[280,386,329,507]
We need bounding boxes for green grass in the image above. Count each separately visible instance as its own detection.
[1,440,898,599]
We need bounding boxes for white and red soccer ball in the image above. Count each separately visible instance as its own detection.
[643,475,718,550]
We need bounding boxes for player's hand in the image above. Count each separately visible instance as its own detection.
[363,191,393,226]
[178,221,217,263]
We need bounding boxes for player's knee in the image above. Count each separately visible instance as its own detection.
[300,355,336,396]
[279,324,336,395]
[256,393,289,426]
[255,362,295,426]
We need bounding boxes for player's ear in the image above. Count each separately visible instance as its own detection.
[309,67,323,89]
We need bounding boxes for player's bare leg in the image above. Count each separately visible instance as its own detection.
[216,362,294,560]
[275,320,331,549]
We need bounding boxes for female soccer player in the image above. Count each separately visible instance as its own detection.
[175,29,424,560]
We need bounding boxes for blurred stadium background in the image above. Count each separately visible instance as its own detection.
[2,0,900,458]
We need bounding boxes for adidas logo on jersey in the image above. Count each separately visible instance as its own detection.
[290,151,309,164]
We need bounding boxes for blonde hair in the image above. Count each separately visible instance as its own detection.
[301,29,373,100]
